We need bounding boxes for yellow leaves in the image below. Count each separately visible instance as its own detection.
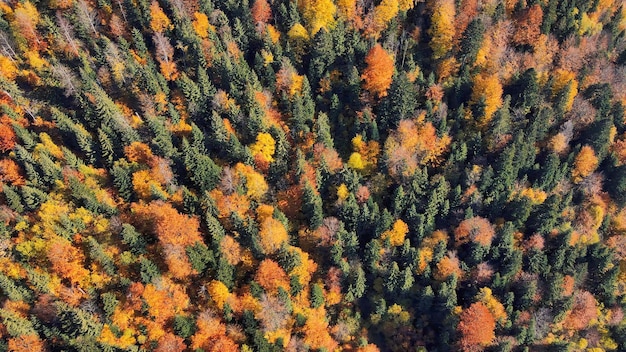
[517,187,547,204]
[336,183,349,201]
[261,49,274,66]
[348,134,380,172]
[552,69,578,112]
[471,72,503,127]
[259,217,288,254]
[266,24,281,43]
[276,64,305,96]
[288,23,309,42]
[99,325,137,349]
[250,132,276,163]
[579,12,603,36]
[192,12,211,38]
[0,55,17,80]
[548,132,569,154]
[24,51,46,70]
[428,0,455,60]
[37,133,64,159]
[347,152,365,170]
[149,0,173,32]
[132,169,167,200]
[372,0,399,31]
[381,219,409,246]
[300,0,336,35]
[208,280,230,309]
[572,145,598,183]
[476,287,507,325]
[398,0,415,11]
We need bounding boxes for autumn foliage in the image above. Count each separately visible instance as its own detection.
[454,216,495,247]
[361,44,395,98]
[458,302,496,351]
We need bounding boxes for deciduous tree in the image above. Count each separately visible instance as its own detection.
[458,302,496,351]
[361,44,395,98]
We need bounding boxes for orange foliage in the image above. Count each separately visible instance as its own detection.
[47,237,89,285]
[385,118,451,179]
[302,307,339,351]
[210,189,251,219]
[252,0,272,25]
[381,219,409,246]
[220,235,242,266]
[512,5,543,48]
[155,333,186,352]
[192,312,229,350]
[562,291,598,331]
[458,302,496,352]
[132,201,203,279]
[572,145,598,183]
[125,141,154,164]
[259,217,288,254]
[0,122,16,152]
[0,159,25,185]
[434,251,463,281]
[7,334,45,352]
[150,0,173,32]
[454,216,495,247]
[12,2,41,48]
[562,275,575,297]
[361,44,395,98]
[454,0,478,43]
[255,259,289,293]
[142,278,190,324]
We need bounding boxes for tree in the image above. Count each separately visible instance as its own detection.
[454,216,495,247]
[299,0,336,35]
[252,0,272,25]
[572,145,598,183]
[471,72,503,128]
[458,302,496,351]
[255,259,289,294]
[512,5,543,48]
[0,122,16,152]
[259,217,288,254]
[428,0,455,60]
[361,44,395,98]
[150,0,173,32]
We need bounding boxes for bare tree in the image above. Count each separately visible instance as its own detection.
[53,64,79,97]
[0,31,16,61]
[56,12,81,57]
[76,0,98,36]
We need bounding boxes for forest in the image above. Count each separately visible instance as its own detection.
[0,0,626,350]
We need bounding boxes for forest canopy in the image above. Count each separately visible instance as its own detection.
[0,0,626,351]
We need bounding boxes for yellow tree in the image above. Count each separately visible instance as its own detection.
[361,44,395,98]
[299,0,336,35]
[428,0,455,60]
[372,0,399,31]
[471,72,503,128]
[150,0,173,32]
[572,145,598,183]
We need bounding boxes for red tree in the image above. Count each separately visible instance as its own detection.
[458,302,496,351]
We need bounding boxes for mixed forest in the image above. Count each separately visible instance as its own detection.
[1,0,626,350]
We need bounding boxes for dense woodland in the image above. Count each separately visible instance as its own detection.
[0,0,626,350]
